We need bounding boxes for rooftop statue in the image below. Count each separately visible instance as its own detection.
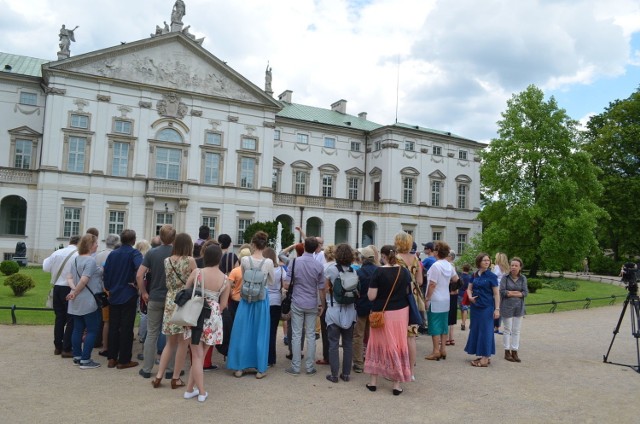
[171,0,186,24]
[58,24,79,59]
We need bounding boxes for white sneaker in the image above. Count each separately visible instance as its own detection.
[197,392,208,402]
[184,388,199,399]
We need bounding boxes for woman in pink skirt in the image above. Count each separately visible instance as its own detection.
[364,245,412,396]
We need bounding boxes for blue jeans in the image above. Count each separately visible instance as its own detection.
[290,304,318,372]
[72,309,101,362]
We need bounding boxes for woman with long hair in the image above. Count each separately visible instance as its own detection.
[263,247,288,367]
[364,245,412,395]
[182,244,229,402]
[464,253,500,367]
[500,257,528,362]
[152,233,197,389]
[227,231,274,379]
[492,252,509,334]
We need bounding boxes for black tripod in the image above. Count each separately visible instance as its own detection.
[603,288,640,373]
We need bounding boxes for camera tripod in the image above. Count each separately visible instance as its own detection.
[603,289,640,373]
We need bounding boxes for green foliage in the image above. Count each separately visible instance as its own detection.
[588,252,624,276]
[524,279,626,314]
[242,220,294,249]
[4,273,36,296]
[479,85,604,276]
[527,278,544,293]
[545,279,578,292]
[0,260,20,276]
[582,88,640,260]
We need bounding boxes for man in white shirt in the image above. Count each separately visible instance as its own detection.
[43,235,80,357]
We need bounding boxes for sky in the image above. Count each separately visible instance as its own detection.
[1,0,639,143]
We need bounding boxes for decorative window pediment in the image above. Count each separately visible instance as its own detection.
[291,160,313,170]
[429,170,446,180]
[318,164,339,174]
[400,166,420,176]
[455,174,472,183]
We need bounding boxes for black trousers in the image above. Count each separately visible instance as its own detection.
[268,305,282,365]
[108,295,138,364]
[53,285,73,352]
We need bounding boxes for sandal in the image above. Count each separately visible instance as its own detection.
[171,378,185,389]
[449,340,455,346]
[470,359,489,367]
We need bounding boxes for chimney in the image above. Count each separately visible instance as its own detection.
[358,112,367,120]
[331,99,347,114]
[278,90,293,103]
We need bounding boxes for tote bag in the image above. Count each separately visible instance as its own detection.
[169,271,204,327]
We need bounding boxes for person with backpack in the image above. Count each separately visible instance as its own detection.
[227,231,274,379]
[323,243,358,383]
[352,245,378,373]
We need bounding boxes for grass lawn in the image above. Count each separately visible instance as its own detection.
[524,279,628,314]
[0,266,55,325]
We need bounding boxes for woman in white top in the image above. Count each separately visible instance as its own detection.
[263,247,289,366]
[492,252,509,333]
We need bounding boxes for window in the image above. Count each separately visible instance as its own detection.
[294,170,308,195]
[272,168,280,192]
[19,92,37,106]
[67,136,86,173]
[205,131,222,146]
[457,184,468,209]
[297,133,309,144]
[63,207,81,237]
[350,141,361,152]
[70,114,89,129]
[204,152,221,185]
[433,146,442,156]
[202,216,217,239]
[238,218,252,244]
[459,150,468,160]
[241,137,257,150]
[157,128,182,143]
[324,137,336,149]
[14,139,32,169]
[155,147,181,180]
[348,177,359,200]
[322,174,334,197]
[458,233,468,254]
[374,140,381,151]
[431,180,441,207]
[405,141,415,151]
[155,212,173,235]
[432,231,442,241]
[111,142,129,177]
[0,196,27,235]
[114,119,132,135]
[274,130,280,140]
[239,157,256,188]
[402,177,414,204]
[108,210,125,235]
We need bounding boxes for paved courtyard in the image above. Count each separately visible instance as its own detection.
[1,303,638,423]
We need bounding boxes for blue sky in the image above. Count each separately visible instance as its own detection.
[1,0,639,142]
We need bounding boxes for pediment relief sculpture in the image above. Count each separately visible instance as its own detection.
[157,92,188,119]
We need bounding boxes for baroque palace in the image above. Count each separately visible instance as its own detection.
[0,3,483,263]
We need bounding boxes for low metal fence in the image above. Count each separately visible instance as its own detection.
[525,295,621,313]
[0,305,52,325]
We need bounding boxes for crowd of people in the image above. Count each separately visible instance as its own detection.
[43,224,529,399]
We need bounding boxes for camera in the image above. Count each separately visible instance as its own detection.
[621,262,639,294]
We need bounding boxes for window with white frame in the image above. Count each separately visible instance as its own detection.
[202,216,217,239]
[114,119,132,135]
[155,212,173,235]
[457,232,468,254]
[348,177,360,200]
[239,157,256,189]
[294,170,308,195]
[433,145,442,156]
[155,147,181,180]
[350,141,361,152]
[459,150,468,160]
[432,231,442,241]
[238,218,252,244]
[241,137,257,150]
[431,180,442,207]
[322,174,334,197]
[324,137,336,149]
[204,152,221,185]
[63,207,81,237]
[297,133,309,144]
[19,92,37,106]
[374,140,381,151]
[157,128,182,143]
[402,177,415,204]
[205,131,222,146]
[457,184,468,209]
[14,139,33,169]
[108,210,126,235]
[67,136,86,173]
[70,113,89,129]
[272,168,280,192]
[111,142,129,177]
[405,141,415,151]
[274,129,280,140]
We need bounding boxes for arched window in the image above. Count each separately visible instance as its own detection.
[0,195,27,235]
[157,128,183,143]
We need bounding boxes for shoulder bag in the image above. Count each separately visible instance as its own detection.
[74,258,110,309]
[169,270,204,327]
[369,267,401,329]
[46,248,77,308]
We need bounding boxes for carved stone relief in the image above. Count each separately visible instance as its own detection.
[228,115,239,122]
[118,105,132,117]
[44,87,66,95]
[190,109,202,117]
[97,94,111,102]
[73,99,88,111]
[139,101,152,108]
[157,92,188,119]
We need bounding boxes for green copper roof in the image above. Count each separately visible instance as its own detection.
[277,102,382,131]
[392,122,468,139]
[0,52,49,77]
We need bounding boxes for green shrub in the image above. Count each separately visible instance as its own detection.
[547,279,579,292]
[527,278,544,293]
[4,273,36,296]
[589,254,623,276]
[0,260,20,276]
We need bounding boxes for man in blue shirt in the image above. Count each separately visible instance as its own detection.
[104,229,143,369]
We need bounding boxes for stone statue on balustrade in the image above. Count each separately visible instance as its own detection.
[58,24,79,60]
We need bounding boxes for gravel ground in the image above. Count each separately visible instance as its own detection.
[1,302,638,423]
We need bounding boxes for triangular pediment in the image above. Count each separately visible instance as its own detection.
[43,33,280,108]
[8,125,42,137]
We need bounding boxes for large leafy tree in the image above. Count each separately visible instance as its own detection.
[480,85,603,276]
[582,88,640,260]
[242,220,294,250]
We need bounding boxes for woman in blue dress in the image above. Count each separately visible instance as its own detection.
[227,231,274,379]
[464,252,500,367]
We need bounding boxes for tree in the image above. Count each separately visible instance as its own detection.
[479,85,603,277]
[242,220,294,250]
[582,88,640,260]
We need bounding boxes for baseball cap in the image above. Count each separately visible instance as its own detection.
[410,242,418,254]
[357,246,375,259]
[422,242,435,250]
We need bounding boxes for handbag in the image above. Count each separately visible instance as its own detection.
[169,270,204,327]
[75,258,110,308]
[369,267,401,329]
[462,290,471,306]
[407,281,424,326]
[281,260,295,320]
